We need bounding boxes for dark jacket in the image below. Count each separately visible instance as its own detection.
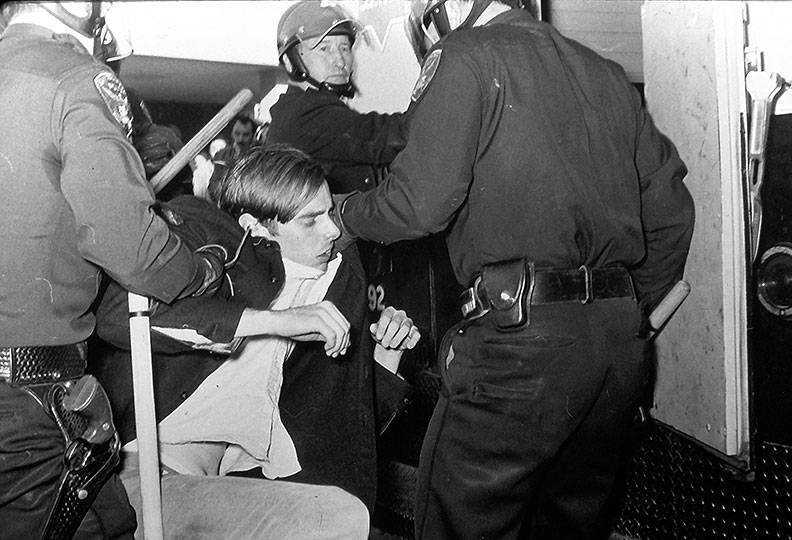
[89,195,409,510]
[90,196,284,444]
[278,241,411,510]
[268,86,408,194]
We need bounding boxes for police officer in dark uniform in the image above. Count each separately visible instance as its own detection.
[337,1,696,538]
[0,3,225,538]
[268,0,409,195]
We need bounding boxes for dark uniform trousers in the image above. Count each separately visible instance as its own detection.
[415,297,651,540]
[0,381,135,540]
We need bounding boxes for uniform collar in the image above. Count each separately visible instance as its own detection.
[287,84,343,103]
[1,23,89,54]
[2,23,57,41]
[483,7,533,27]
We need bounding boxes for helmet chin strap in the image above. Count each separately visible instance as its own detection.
[307,75,355,99]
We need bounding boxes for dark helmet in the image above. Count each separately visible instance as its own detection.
[415,0,496,46]
[276,1,357,97]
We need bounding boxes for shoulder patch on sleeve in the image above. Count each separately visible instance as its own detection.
[411,49,442,103]
[93,71,133,139]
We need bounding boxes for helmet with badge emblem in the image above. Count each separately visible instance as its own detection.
[276,1,358,97]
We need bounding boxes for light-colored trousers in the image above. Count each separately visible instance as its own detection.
[119,453,369,540]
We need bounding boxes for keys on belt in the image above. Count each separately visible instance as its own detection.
[0,344,86,385]
[461,263,635,321]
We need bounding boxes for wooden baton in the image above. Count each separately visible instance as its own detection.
[127,292,164,540]
[150,88,254,194]
[648,280,691,336]
[126,88,253,539]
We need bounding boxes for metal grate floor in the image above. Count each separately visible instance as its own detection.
[375,422,792,539]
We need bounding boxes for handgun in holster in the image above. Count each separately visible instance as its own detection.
[39,375,121,540]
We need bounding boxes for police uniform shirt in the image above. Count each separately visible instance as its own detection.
[341,9,694,308]
[0,24,198,346]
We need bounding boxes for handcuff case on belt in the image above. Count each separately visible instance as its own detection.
[480,259,536,330]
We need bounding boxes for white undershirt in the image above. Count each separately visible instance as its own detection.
[123,254,342,479]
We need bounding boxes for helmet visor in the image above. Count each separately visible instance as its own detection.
[309,18,355,49]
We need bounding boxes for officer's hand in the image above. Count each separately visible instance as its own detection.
[369,306,421,351]
[331,192,356,253]
[192,244,228,296]
[267,301,351,357]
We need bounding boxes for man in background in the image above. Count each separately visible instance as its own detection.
[213,114,255,167]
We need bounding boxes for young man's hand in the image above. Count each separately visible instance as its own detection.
[237,301,351,357]
[370,306,421,374]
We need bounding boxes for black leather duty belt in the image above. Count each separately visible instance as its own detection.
[0,344,86,385]
[461,263,635,321]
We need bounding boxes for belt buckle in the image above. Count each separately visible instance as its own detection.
[578,265,593,304]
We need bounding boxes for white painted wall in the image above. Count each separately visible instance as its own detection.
[108,1,291,66]
[113,1,418,112]
[547,0,644,82]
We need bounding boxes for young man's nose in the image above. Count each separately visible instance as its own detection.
[325,218,341,240]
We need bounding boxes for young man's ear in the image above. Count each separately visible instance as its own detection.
[238,213,277,239]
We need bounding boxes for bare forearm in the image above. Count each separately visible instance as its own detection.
[235,308,278,337]
[234,303,351,357]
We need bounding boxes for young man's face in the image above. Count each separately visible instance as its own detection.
[267,182,340,271]
[231,120,253,150]
[299,34,352,85]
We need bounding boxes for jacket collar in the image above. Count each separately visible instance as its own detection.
[2,23,57,41]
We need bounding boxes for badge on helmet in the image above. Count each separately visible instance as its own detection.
[276,1,357,97]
